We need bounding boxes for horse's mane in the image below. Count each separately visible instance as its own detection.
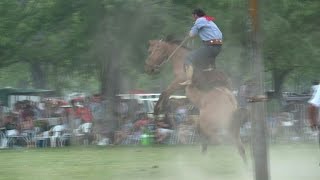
[164,35,191,50]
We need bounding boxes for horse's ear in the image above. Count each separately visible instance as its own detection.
[165,34,175,42]
[165,34,183,44]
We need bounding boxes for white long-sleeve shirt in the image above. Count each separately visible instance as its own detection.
[308,84,320,106]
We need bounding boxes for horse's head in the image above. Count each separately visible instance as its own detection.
[144,40,169,75]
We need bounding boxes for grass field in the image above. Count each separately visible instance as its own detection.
[0,143,319,180]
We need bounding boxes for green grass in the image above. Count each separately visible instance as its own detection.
[0,144,319,180]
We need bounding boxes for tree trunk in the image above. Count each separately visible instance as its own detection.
[51,64,63,96]
[249,0,270,180]
[30,62,47,89]
[100,50,120,99]
[272,68,291,99]
[98,49,121,138]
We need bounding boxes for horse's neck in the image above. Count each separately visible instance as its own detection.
[167,44,188,75]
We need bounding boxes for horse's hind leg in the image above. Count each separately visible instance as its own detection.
[197,124,209,154]
[230,109,248,164]
[234,137,247,164]
[201,136,209,154]
[229,127,247,164]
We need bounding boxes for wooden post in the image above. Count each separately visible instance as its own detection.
[249,0,270,180]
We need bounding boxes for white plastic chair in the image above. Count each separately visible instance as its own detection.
[73,123,93,145]
[50,125,66,147]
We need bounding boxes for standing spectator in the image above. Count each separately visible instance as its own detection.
[69,101,82,129]
[308,81,320,130]
[238,80,253,109]
[77,105,93,124]
[20,104,35,131]
[0,101,4,122]
[89,94,113,144]
[310,80,319,95]
[89,94,106,122]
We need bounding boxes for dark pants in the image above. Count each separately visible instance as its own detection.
[185,44,222,69]
[308,104,318,130]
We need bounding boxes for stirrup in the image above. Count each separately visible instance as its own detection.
[203,64,215,71]
[203,67,213,72]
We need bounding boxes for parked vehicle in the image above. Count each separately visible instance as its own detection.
[116,94,159,118]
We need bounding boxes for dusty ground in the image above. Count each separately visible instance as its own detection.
[0,143,319,180]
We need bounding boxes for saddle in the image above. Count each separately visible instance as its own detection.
[192,68,232,91]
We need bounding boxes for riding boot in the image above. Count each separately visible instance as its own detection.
[179,65,193,86]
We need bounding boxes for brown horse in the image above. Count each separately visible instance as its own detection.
[144,39,247,162]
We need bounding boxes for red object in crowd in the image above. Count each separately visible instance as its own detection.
[75,107,93,122]
[72,97,85,102]
[134,119,149,129]
[58,100,69,106]
[128,89,146,94]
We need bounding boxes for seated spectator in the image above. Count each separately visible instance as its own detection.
[176,117,196,144]
[116,113,149,143]
[133,113,150,133]
[114,118,133,145]
[155,115,174,144]
[3,115,17,131]
[20,116,34,132]
[174,105,188,126]
[1,115,19,148]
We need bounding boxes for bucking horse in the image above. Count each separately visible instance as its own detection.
[144,37,247,163]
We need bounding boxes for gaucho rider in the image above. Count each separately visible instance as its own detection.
[180,8,223,86]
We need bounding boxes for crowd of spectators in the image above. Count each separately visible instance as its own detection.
[0,93,197,148]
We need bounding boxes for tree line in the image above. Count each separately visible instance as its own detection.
[0,0,319,99]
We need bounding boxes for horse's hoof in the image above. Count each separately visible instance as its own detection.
[201,146,208,155]
[201,150,208,155]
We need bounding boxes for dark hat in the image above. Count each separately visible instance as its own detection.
[192,8,206,17]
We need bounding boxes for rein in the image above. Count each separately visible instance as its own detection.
[158,36,189,67]
[146,37,189,71]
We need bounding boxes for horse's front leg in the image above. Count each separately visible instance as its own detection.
[154,91,169,115]
[154,78,184,115]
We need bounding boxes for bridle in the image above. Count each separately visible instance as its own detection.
[145,37,189,71]
[145,39,167,71]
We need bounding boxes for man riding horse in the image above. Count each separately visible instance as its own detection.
[180,8,223,86]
